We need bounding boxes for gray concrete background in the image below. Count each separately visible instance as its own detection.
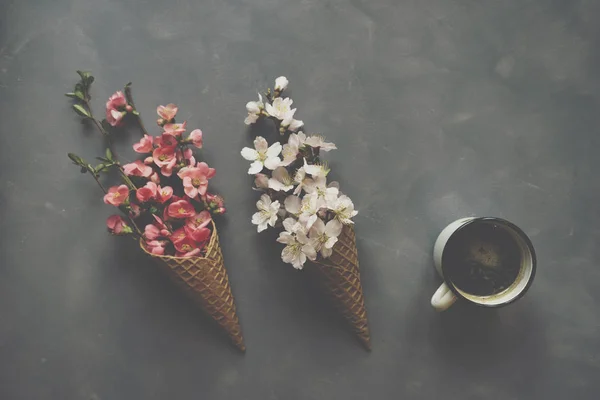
[1,0,599,399]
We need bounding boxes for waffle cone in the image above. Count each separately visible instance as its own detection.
[140,220,245,352]
[309,223,371,350]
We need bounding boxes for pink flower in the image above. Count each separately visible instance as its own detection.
[156,185,173,203]
[150,172,160,184]
[103,185,129,206]
[186,210,212,231]
[174,237,202,257]
[188,129,203,148]
[157,104,178,122]
[129,203,141,218]
[155,133,178,148]
[105,91,127,127]
[123,160,153,178]
[136,181,158,203]
[167,199,196,219]
[178,162,216,198]
[106,215,129,235]
[163,121,187,136]
[144,224,161,240]
[152,146,177,177]
[152,215,171,236]
[171,227,188,244]
[146,240,168,255]
[185,226,211,243]
[183,148,196,166]
[133,135,154,153]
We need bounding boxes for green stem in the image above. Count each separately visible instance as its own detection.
[83,99,116,156]
[124,85,149,137]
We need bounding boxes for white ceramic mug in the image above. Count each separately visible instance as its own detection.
[431,217,536,311]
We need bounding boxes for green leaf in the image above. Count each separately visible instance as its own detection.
[86,76,94,86]
[72,104,91,118]
[68,153,83,165]
[74,91,85,100]
[132,110,140,116]
[65,92,78,99]
[125,82,132,88]
[75,82,84,93]
[95,156,109,162]
[77,70,91,81]
[105,148,113,161]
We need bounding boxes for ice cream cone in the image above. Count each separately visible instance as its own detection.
[140,220,245,352]
[309,223,371,350]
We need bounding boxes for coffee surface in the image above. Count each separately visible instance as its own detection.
[445,223,522,296]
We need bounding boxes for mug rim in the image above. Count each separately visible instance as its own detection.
[440,217,537,308]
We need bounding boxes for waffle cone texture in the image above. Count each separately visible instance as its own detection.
[310,224,371,350]
[140,220,245,352]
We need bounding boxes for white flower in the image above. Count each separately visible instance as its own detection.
[304,175,339,205]
[265,97,295,120]
[331,194,358,224]
[299,192,323,229]
[277,218,316,269]
[281,132,306,166]
[281,114,304,132]
[304,135,337,152]
[244,94,264,125]
[241,136,282,174]
[303,158,329,177]
[253,173,269,190]
[284,194,302,215]
[251,194,280,232]
[244,113,259,125]
[275,76,289,92]
[309,218,343,258]
[292,166,314,195]
[246,93,264,113]
[268,167,295,192]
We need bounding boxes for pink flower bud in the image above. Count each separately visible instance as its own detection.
[125,104,133,113]
[157,118,165,127]
[144,156,154,165]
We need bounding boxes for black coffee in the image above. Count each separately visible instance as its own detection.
[444,222,522,296]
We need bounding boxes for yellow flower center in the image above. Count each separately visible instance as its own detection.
[178,208,186,214]
[182,244,192,251]
[192,178,201,186]
[159,155,168,161]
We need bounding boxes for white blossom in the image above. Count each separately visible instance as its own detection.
[284,194,302,215]
[330,194,358,224]
[251,194,280,232]
[303,158,329,177]
[253,173,269,190]
[281,114,304,132]
[292,166,314,195]
[275,76,289,92]
[265,97,295,120]
[309,218,343,258]
[268,167,295,192]
[244,93,264,125]
[277,218,316,269]
[299,192,323,229]
[304,175,339,206]
[241,136,282,174]
[281,132,306,166]
[304,135,337,152]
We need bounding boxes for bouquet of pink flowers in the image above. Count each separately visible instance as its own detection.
[241,76,371,349]
[66,71,245,351]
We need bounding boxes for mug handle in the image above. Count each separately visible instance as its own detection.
[431,283,458,311]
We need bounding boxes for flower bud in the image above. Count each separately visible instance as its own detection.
[125,105,133,113]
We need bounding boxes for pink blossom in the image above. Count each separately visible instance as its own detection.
[156,185,173,203]
[152,146,177,177]
[183,148,196,166]
[157,104,178,122]
[178,162,215,198]
[185,226,211,243]
[133,135,154,153]
[136,181,158,203]
[174,237,202,257]
[105,91,127,127]
[152,215,171,236]
[144,156,154,165]
[167,199,196,219]
[123,160,153,178]
[163,121,187,136]
[155,133,178,148]
[106,215,128,235]
[103,185,129,206]
[129,203,141,218]
[146,240,168,255]
[150,172,160,184]
[188,129,203,148]
[186,210,212,231]
[144,224,161,240]
[171,227,188,244]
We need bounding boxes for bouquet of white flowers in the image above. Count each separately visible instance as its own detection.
[241,77,371,349]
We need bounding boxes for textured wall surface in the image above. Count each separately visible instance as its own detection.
[1,0,599,399]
